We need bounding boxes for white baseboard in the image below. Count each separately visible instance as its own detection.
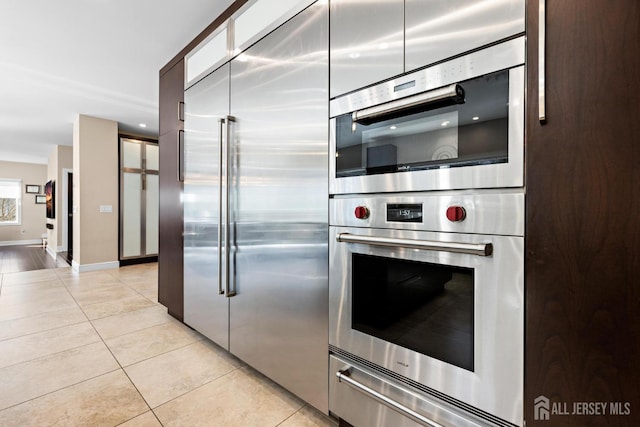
[46,246,57,259]
[72,260,119,273]
[0,239,41,247]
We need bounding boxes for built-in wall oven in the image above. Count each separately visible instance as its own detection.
[329,191,524,427]
[329,37,524,195]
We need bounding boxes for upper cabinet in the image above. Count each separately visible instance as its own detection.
[329,0,404,98]
[405,0,525,73]
[330,0,525,98]
[185,26,229,89]
[184,0,318,89]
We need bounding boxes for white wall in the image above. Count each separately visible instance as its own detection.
[0,161,47,245]
[73,114,119,271]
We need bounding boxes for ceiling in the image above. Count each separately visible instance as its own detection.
[0,0,235,165]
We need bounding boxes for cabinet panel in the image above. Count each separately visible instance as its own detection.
[405,0,524,73]
[159,60,185,136]
[525,1,640,426]
[158,59,184,320]
[329,0,403,98]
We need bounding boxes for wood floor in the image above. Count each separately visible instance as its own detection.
[0,245,69,274]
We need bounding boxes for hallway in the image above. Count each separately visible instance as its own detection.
[0,245,68,274]
[0,262,335,426]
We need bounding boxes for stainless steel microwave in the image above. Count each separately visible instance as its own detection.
[329,37,525,195]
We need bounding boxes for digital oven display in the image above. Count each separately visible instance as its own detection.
[387,203,423,223]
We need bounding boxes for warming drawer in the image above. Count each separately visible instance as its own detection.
[329,355,498,427]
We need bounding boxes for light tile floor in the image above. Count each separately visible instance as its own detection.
[0,263,338,426]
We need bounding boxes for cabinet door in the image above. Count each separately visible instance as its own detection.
[525,1,640,426]
[405,0,524,73]
[329,0,403,98]
[158,59,184,320]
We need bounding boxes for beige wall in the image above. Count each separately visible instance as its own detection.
[46,145,73,254]
[0,161,47,244]
[73,114,119,269]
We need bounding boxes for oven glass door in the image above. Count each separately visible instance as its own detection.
[336,70,509,178]
[352,253,474,371]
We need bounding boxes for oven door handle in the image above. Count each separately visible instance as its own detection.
[336,233,492,257]
[352,84,465,125]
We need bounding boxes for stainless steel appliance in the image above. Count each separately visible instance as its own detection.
[329,191,524,426]
[329,37,525,195]
[329,0,525,97]
[182,3,329,412]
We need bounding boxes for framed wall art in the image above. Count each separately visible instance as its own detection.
[26,184,40,194]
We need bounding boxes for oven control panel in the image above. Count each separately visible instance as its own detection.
[332,191,524,237]
[386,203,423,223]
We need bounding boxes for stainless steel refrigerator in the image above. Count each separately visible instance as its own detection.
[182,3,328,412]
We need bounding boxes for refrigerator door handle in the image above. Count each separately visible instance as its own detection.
[225,115,237,297]
[217,118,226,295]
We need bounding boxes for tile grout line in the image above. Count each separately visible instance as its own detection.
[0,335,104,371]
[0,365,123,415]
[62,270,157,425]
[0,320,100,362]
[148,366,242,415]
[53,265,204,426]
[0,273,98,370]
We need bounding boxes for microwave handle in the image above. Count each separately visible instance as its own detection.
[336,233,492,257]
[352,84,464,125]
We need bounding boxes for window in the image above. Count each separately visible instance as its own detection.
[0,179,21,225]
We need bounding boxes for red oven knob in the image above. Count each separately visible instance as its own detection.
[354,206,370,220]
[446,206,466,222]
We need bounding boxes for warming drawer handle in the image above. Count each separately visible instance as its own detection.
[336,369,444,427]
[336,233,492,257]
[352,84,464,125]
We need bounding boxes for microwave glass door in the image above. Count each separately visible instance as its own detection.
[335,70,509,178]
[352,253,474,371]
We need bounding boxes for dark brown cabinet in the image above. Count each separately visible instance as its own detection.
[525,1,640,425]
[158,59,184,320]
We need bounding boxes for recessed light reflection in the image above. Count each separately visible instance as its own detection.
[472,116,480,121]
[139,123,147,128]
[349,52,361,59]
[441,121,450,127]
[390,125,397,130]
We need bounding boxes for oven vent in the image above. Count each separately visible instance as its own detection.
[329,345,518,427]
